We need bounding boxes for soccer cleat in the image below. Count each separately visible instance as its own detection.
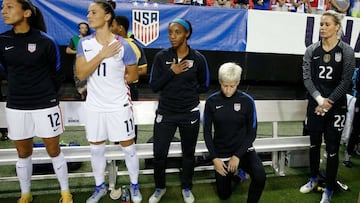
[343,151,352,168]
[17,193,33,203]
[109,188,121,200]
[59,191,73,203]
[86,182,107,203]
[342,160,353,168]
[300,177,317,193]
[320,188,333,203]
[336,180,349,191]
[130,183,142,203]
[238,169,247,183]
[182,188,195,203]
[356,148,360,156]
[148,188,166,203]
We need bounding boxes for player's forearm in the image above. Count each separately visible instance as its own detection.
[76,54,105,81]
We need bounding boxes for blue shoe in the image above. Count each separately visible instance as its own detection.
[130,183,142,203]
[238,169,247,183]
[320,188,333,203]
[149,188,166,203]
[86,182,107,203]
[182,188,194,203]
[300,177,318,193]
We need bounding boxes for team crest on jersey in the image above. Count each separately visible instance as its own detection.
[27,43,36,53]
[234,103,241,111]
[156,113,163,123]
[132,10,159,46]
[335,52,342,62]
[323,54,331,63]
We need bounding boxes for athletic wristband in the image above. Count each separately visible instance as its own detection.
[315,95,325,105]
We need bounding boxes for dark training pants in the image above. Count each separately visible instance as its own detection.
[152,109,200,189]
[305,98,346,191]
[215,150,266,203]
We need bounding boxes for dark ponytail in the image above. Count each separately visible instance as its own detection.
[94,0,115,27]
[29,6,46,32]
[19,0,47,32]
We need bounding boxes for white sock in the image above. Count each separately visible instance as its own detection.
[51,152,69,191]
[90,143,106,186]
[16,156,32,194]
[121,144,139,184]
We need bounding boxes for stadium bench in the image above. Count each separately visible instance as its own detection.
[0,100,309,189]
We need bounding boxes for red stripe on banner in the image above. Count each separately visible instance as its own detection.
[145,26,148,45]
[133,21,160,46]
[141,26,143,43]
[134,23,138,39]
[153,25,156,39]
[143,26,147,45]
[156,24,159,38]
[150,25,153,43]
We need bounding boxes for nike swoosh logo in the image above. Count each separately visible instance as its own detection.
[216,105,223,109]
[84,49,92,52]
[191,119,198,124]
[313,56,320,59]
[329,153,336,157]
[5,46,14,50]
[53,127,60,132]
[165,61,172,65]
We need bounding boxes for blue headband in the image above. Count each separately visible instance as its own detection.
[170,18,190,32]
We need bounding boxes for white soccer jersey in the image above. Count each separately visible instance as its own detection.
[77,35,137,112]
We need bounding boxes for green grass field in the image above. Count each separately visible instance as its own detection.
[0,123,359,202]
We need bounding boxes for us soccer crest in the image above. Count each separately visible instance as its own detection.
[27,43,36,53]
[234,103,241,111]
[132,10,159,46]
[156,113,163,123]
[335,52,342,62]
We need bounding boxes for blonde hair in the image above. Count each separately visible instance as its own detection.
[218,62,242,83]
[322,10,344,39]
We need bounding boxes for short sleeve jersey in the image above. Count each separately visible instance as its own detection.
[77,34,137,112]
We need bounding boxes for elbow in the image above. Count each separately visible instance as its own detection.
[65,48,73,54]
[127,74,139,84]
[138,65,148,76]
[77,75,86,81]
[76,70,86,81]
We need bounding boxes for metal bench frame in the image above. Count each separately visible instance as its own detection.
[0,100,309,189]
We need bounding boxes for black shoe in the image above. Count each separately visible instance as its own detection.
[342,160,353,168]
[0,133,9,141]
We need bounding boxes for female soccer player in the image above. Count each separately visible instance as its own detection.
[148,18,210,203]
[300,10,355,203]
[75,1,141,203]
[0,0,72,202]
[203,62,266,202]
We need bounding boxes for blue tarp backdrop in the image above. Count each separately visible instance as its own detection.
[0,1,248,51]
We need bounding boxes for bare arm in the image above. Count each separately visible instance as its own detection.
[66,47,76,55]
[138,64,148,76]
[125,64,139,83]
